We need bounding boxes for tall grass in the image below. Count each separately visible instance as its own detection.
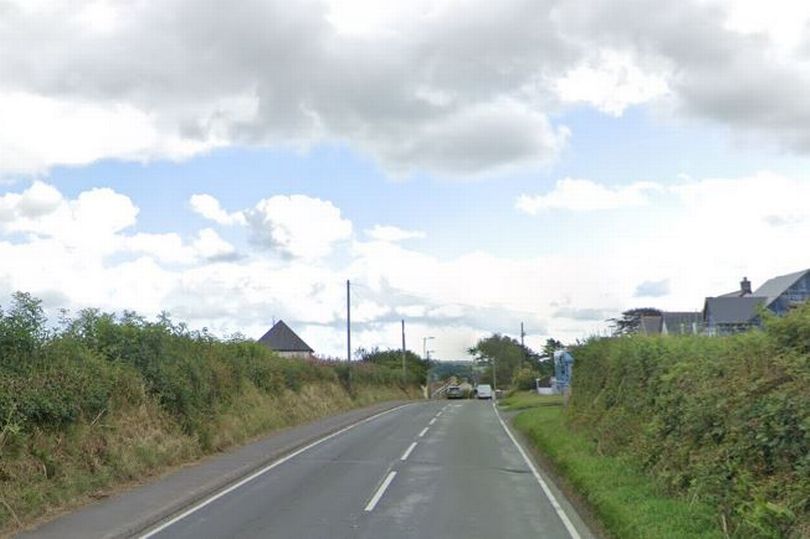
[569,305,810,538]
[0,292,417,534]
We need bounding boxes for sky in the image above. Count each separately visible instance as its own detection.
[3,0,810,359]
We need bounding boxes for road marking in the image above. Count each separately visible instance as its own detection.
[436,411,442,417]
[139,404,412,538]
[364,471,397,512]
[400,441,418,461]
[429,417,437,425]
[492,404,582,539]
[418,426,429,437]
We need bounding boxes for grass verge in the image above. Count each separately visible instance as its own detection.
[1,382,416,537]
[503,392,723,539]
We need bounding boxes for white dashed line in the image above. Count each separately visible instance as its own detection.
[140,404,411,538]
[429,417,437,425]
[418,427,429,438]
[400,442,418,461]
[364,471,397,512]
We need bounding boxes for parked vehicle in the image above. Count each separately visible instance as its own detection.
[475,384,493,399]
[446,385,463,399]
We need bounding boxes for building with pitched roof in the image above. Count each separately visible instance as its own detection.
[257,320,315,359]
[661,312,703,335]
[639,314,663,335]
[703,296,766,335]
[702,270,810,335]
[752,269,810,315]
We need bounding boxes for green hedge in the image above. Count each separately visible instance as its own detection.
[569,307,810,538]
[0,293,407,443]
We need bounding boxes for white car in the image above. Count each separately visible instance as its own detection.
[476,384,493,399]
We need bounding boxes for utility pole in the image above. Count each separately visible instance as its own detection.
[521,321,527,361]
[401,319,406,384]
[520,322,525,348]
[492,354,496,392]
[346,279,351,387]
[423,335,434,399]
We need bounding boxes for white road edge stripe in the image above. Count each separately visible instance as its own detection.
[364,471,397,512]
[492,403,582,539]
[400,441,418,461]
[418,426,429,437]
[139,404,411,538]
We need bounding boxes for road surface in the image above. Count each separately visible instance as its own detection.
[138,400,592,539]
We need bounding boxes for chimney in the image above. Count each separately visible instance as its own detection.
[740,277,752,295]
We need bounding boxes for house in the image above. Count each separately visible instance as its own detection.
[639,315,663,335]
[636,312,702,335]
[703,296,766,335]
[257,320,315,359]
[752,268,810,315]
[703,270,810,335]
[661,312,703,335]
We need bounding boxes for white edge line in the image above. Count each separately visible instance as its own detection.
[140,404,411,538]
[418,426,429,438]
[400,441,417,461]
[492,403,582,539]
[429,417,437,425]
[364,471,397,512]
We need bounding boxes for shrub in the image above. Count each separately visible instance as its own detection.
[568,312,810,538]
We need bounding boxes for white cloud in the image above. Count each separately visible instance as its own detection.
[192,228,237,261]
[516,178,662,214]
[4,0,810,176]
[0,92,217,176]
[365,225,425,242]
[0,181,63,221]
[554,50,670,116]
[189,194,246,225]
[5,173,810,360]
[634,279,671,298]
[245,195,352,259]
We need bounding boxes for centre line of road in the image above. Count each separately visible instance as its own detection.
[492,403,582,539]
[429,417,437,425]
[139,403,412,538]
[364,471,397,512]
[418,426,429,437]
[400,441,418,461]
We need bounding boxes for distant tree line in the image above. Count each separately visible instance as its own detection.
[466,333,560,390]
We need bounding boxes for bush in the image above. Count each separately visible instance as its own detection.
[511,366,539,390]
[568,308,810,538]
[0,295,414,440]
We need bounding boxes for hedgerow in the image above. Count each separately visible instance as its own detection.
[0,292,406,442]
[569,305,810,538]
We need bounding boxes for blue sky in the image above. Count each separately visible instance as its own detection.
[2,0,810,358]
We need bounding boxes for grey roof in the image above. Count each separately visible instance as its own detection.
[662,312,702,334]
[257,320,314,353]
[718,289,751,298]
[704,297,766,324]
[753,269,810,306]
[640,315,662,334]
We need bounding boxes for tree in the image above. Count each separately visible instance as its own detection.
[0,291,48,361]
[357,347,428,383]
[541,338,564,359]
[608,307,662,336]
[467,334,530,388]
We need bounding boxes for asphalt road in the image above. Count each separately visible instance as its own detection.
[140,400,592,539]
